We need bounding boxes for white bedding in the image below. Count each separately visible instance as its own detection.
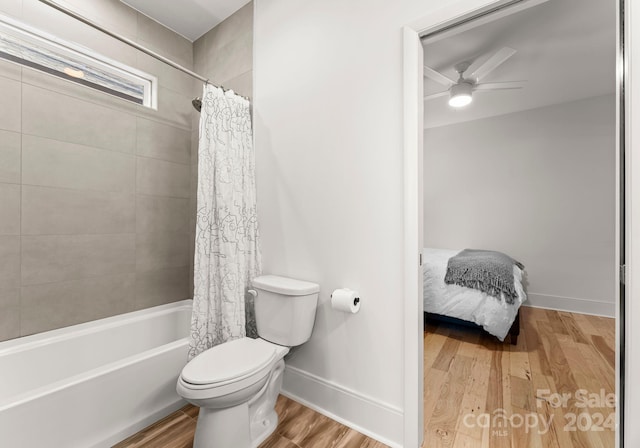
[423,248,527,341]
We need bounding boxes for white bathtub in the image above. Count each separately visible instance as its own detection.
[0,299,192,448]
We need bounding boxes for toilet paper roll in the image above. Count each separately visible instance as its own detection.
[331,288,361,313]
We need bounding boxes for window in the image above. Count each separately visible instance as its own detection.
[0,13,157,108]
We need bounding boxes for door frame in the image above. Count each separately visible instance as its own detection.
[402,0,630,446]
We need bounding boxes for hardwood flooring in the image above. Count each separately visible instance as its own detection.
[113,395,388,448]
[115,306,615,448]
[424,306,616,448]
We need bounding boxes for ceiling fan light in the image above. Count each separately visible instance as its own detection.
[449,94,472,108]
[448,82,473,108]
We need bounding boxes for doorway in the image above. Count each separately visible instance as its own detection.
[402,0,625,446]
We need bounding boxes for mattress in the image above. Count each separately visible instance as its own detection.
[423,248,527,341]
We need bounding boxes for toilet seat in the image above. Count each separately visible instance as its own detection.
[182,337,276,386]
[178,337,284,401]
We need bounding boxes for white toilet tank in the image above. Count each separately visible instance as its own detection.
[251,275,319,347]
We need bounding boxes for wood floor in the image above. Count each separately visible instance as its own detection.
[424,306,616,448]
[115,306,615,448]
[113,395,388,448]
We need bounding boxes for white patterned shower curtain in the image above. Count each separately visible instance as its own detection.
[189,84,261,359]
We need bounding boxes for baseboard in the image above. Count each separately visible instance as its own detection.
[281,365,403,448]
[93,399,187,448]
[523,292,615,317]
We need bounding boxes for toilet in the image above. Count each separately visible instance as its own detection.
[176,275,319,448]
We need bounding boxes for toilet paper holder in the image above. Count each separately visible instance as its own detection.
[330,291,360,306]
[330,289,361,314]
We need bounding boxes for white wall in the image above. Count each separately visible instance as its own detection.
[423,95,616,316]
[252,0,456,445]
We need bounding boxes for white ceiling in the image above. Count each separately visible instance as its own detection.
[120,0,251,41]
[423,0,616,129]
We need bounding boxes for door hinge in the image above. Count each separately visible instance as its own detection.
[620,264,627,285]
[419,253,422,266]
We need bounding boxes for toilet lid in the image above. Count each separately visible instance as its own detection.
[181,337,276,385]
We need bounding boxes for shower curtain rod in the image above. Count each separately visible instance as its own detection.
[36,0,249,101]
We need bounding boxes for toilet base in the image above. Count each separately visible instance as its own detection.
[248,358,285,446]
[191,401,279,448]
[186,357,287,448]
[249,409,278,448]
[194,402,251,448]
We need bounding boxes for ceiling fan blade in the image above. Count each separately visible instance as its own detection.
[467,47,516,82]
[423,91,449,101]
[423,65,456,86]
[475,81,526,91]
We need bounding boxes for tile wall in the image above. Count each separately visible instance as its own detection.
[0,0,196,340]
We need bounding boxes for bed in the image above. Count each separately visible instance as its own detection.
[423,248,527,344]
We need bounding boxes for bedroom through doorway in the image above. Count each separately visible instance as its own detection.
[420,0,620,446]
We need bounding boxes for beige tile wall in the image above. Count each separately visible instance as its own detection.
[193,2,253,99]
[0,0,197,340]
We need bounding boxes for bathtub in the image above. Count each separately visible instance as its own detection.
[0,299,192,448]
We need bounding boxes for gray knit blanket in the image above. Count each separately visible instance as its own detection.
[444,249,524,304]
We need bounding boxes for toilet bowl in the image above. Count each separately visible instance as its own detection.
[177,337,289,447]
[177,275,319,448]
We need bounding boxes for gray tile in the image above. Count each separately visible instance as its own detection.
[0,0,21,18]
[0,76,20,132]
[22,84,136,154]
[135,267,190,310]
[189,163,198,202]
[20,68,192,136]
[203,32,252,85]
[195,2,253,58]
[22,135,135,193]
[191,129,199,165]
[0,183,20,235]
[136,157,190,198]
[136,232,190,273]
[222,70,253,99]
[136,118,191,164]
[191,104,200,133]
[53,0,137,40]
[193,36,206,75]
[156,87,193,129]
[0,59,21,81]
[21,234,135,285]
[192,72,204,95]
[21,274,136,335]
[21,69,191,139]
[193,46,205,75]
[136,195,189,234]
[22,185,135,235]
[136,53,196,97]
[0,236,20,290]
[188,194,197,233]
[0,130,20,183]
[0,289,19,341]
[137,13,193,68]
[21,68,148,118]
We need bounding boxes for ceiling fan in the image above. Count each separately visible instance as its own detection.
[424,47,525,108]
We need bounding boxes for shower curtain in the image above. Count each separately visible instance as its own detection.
[189,84,261,359]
